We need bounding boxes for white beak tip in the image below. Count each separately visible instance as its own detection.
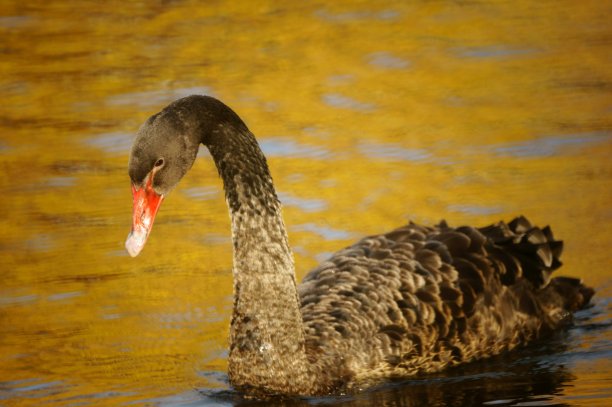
[125,230,147,257]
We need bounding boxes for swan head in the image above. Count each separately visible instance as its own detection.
[125,105,200,257]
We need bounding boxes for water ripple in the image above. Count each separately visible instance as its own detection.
[455,45,537,59]
[291,223,354,240]
[367,51,411,69]
[322,93,376,112]
[278,192,328,213]
[183,186,219,201]
[314,8,399,22]
[0,15,34,28]
[106,86,214,108]
[259,137,330,158]
[492,132,612,158]
[448,204,505,216]
[85,132,133,155]
[358,142,431,162]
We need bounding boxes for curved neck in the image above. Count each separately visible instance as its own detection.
[186,97,314,394]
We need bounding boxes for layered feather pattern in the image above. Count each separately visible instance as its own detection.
[298,216,593,390]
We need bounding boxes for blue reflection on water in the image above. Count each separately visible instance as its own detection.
[47,291,82,302]
[85,132,133,155]
[492,132,612,157]
[448,203,505,216]
[314,8,400,22]
[291,223,354,241]
[260,137,330,158]
[278,192,328,213]
[0,294,38,306]
[183,186,219,201]
[367,51,411,69]
[106,86,214,108]
[358,142,431,162]
[0,140,11,152]
[322,93,376,112]
[455,46,536,59]
[44,176,76,188]
[0,15,33,28]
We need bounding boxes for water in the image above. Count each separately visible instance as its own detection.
[1,1,610,406]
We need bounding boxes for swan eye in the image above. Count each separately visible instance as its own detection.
[154,158,165,168]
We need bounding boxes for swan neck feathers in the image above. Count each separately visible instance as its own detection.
[174,96,316,395]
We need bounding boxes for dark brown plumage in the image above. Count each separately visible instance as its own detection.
[125,95,594,398]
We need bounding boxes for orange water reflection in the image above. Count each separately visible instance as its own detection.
[0,1,610,406]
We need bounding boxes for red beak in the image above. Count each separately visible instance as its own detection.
[125,174,164,257]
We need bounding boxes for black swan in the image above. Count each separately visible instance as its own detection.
[125,95,594,397]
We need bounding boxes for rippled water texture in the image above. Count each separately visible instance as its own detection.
[0,1,610,406]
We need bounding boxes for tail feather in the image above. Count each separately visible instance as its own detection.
[549,276,595,312]
[479,215,564,289]
[508,215,533,234]
[478,215,594,316]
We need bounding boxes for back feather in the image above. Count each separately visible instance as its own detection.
[298,215,593,391]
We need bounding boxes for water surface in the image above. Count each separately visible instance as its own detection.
[0,1,610,406]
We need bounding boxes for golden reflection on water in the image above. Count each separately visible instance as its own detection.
[0,1,610,406]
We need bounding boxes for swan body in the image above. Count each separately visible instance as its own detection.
[126,95,593,397]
